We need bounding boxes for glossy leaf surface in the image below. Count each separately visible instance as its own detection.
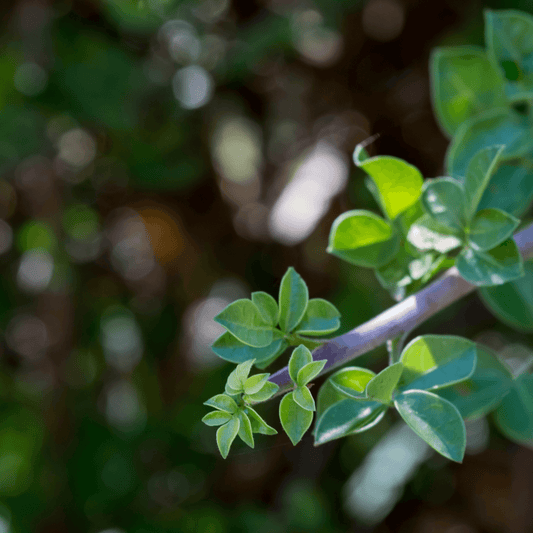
[297,360,327,387]
[421,178,467,231]
[251,291,279,327]
[278,267,309,333]
[295,299,341,336]
[279,393,314,445]
[395,390,466,462]
[353,146,424,220]
[400,335,477,391]
[314,398,386,445]
[288,345,313,383]
[293,386,315,412]
[327,210,400,268]
[212,332,287,365]
[214,299,279,347]
[407,214,463,253]
[467,208,520,251]
[456,238,524,286]
[366,362,403,404]
[328,367,376,398]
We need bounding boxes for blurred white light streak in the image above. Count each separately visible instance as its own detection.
[269,141,348,245]
[343,422,431,524]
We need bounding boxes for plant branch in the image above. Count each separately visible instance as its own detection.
[268,223,533,398]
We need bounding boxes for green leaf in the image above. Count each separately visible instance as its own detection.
[214,299,280,347]
[288,345,313,383]
[463,145,504,220]
[494,373,533,442]
[430,46,507,137]
[399,335,477,391]
[278,267,309,333]
[353,146,424,220]
[202,410,233,426]
[315,380,350,428]
[212,332,287,365]
[244,381,279,403]
[478,161,533,216]
[254,342,288,370]
[244,374,270,395]
[328,367,376,398]
[204,394,239,413]
[456,238,524,286]
[421,177,467,232]
[446,108,533,178]
[216,417,240,459]
[297,360,327,387]
[314,398,387,445]
[245,406,278,435]
[251,292,279,327]
[226,359,256,392]
[366,362,404,404]
[237,411,254,448]
[279,392,314,445]
[485,9,533,98]
[467,208,520,251]
[294,299,341,336]
[293,386,315,411]
[438,345,514,420]
[327,210,400,268]
[395,390,466,462]
[479,259,533,332]
[407,214,463,253]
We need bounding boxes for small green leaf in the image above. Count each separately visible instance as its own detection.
[327,210,400,268]
[244,381,279,403]
[446,108,533,178]
[212,332,287,365]
[237,411,254,448]
[244,373,270,395]
[407,214,463,253]
[478,161,533,216]
[246,406,278,435]
[456,238,524,286]
[494,373,533,442]
[366,362,404,404]
[252,292,279,326]
[278,267,309,333]
[214,299,280,348]
[297,360,327,387]
[204,394,238,413]
[467,208,520,251]
[329,367,376,398]
[255,342,288,369]
[314,399,386,445]
[293,386,315,411]
[485,9,533,98]
[430,46,507,137]
[421,177,467,232]
[288,345,313,383]
[216,417,240,459]
[279,392,314,445]
[226,359,256,392]
[400,335,477,391]
[438,345,514,420]
[479,259,533,332]
[463,145,504,220]
[294,299,341,336]
[394,390,466,462]
[202,410,233,426]
[353,146,424,220]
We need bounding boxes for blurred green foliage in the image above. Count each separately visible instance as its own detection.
[0,0,532,532]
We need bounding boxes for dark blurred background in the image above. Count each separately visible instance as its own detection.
[1,0,533,531]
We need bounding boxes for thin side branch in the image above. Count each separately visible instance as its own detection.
[269,223,533,397]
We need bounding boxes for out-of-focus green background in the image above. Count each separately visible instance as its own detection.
[1,0,533,531]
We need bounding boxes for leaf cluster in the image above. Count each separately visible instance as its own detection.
[212,267,340,369]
